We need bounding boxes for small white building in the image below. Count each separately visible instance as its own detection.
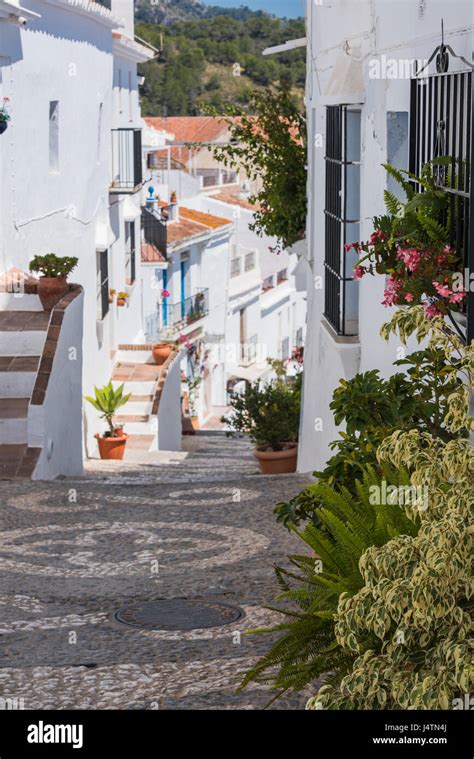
[298,0,473,472]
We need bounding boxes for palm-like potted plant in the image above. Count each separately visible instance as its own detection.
[222,376,301,474]
[29,253,78,311]
[85,382,131,460]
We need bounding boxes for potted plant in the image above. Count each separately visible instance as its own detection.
[117,291,129,307]
[0,97,11,135]
[109,288,116,304]
[152,340,175,365]
[222,376,301,475]
[170,190,177,203]
[187,376,202,430]
[29,253,79,312]
[85,382,131,460]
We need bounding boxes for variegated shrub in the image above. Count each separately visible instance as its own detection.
[307,307,473,710]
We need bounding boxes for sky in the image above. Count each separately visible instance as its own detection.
[200,0,305,19]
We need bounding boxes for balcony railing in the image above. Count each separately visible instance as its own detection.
[93,0,111,8]
[142,207,167,259]
[111,128,143,192]
[145,289,209,342]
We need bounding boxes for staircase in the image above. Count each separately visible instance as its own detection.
[110,346,166,453]
[0,293,48,478]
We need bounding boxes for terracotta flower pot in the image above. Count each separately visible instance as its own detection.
[190,416,199,431]
[253,444,298,475]
[37,276,69,312]
[152,343,172,365]
[117,299,126,307]
[95,432,127,460]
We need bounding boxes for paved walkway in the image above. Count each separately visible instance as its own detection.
[0,432,313,709]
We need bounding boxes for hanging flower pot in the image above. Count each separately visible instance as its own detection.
[0,121,8,135]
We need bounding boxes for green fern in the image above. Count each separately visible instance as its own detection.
[240,465,419,701]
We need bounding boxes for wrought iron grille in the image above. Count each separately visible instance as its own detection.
[141,207,167,259]
[324,106,361,336]
[97,249,109,321]
[409,42,473,342]
[111,128,143,191]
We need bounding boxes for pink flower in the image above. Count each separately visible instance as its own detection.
[424,303,441,319]
[178,334,187,343]
[433,281,450,298]
[397,247,422,272]
[344,243,353,252]
[161,289,170,298]
[3,97,10,102]
[448,291,466,304]
[353,266,366,281]
[404,292,414,302]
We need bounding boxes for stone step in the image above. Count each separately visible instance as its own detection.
[0,444,41,479]
[0,293,43,311]
[0,356,39,397]
[119,399,153,416]
[111,380,157,396]
[0,311,49,356]
[0,398,29,444]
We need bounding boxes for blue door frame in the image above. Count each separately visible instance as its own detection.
[180,259,187,319]
[162,268,168,326]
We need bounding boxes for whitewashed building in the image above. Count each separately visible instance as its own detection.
[0,0,156,477]
[298,0,473,472]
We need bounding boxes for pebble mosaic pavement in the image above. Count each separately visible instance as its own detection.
[0,433,316,710]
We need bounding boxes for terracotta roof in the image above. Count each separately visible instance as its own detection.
[141,242,166,264]
[141,206,232,261]
[210,191,257,211]
[144,116,232,144]
[179,207,230,229]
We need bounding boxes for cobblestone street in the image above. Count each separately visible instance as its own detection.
[0,433,313,710]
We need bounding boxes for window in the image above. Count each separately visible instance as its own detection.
[128,71,133,122]
[96,250,109,320]
[125,221,136,285]
[49,100,59,173]
[324,106,361,336]
[409,60,472,342]
[277,268,288,285]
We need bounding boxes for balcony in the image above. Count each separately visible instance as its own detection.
[110,128,143,193]
[142,206,167,260]
[145,289,209,342]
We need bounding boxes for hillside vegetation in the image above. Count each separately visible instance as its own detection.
[136,11,306,116]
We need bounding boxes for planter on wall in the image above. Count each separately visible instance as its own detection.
[95,432,127,461]
[37,276,69,312]
[0,121,8,135]
[152,343,173,365]
[253,444,298,475]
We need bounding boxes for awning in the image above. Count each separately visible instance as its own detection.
[95,218,116,250]
[123,196,141,222]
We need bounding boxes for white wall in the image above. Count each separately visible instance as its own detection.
[30,291,84,479]
[299,0,472,472]
[157,350,184,451]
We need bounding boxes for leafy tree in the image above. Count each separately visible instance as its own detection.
[207,89,307,250]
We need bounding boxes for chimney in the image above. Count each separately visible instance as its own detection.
[168,201,179,222]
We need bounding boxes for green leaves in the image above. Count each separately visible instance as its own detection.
[222,375,301,451]
[85,382,131,433]
[29,254,78,278]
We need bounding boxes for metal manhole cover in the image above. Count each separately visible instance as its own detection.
[113,599,244,631]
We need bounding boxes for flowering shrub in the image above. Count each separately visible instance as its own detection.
[347,159,466,317]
